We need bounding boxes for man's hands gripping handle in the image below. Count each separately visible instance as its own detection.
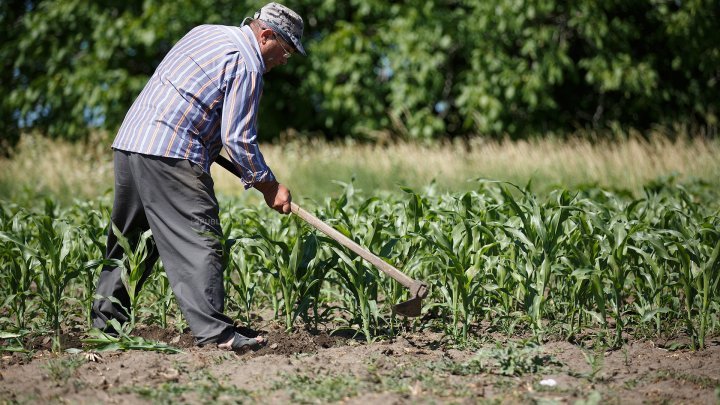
[254,181,292,214]
[214,155,291,214]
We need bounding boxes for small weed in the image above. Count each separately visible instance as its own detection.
[474,341,562,376]
[579,349,604,382]
[72,378,87,391]
[171,359,190,374]
[366,358,474,398]
[213,352,234,365]
[622,378,638,390]
[428,341,561,380]
[622,347,630,367]
[44,355,85,383]
[575,390,603,405]
[272,371,360,403]
[434,357,487,376]
[654,370,720,389]
[129,370,250,404]
[448,334,487,351]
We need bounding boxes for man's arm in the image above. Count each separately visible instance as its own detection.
[220,70,291,214]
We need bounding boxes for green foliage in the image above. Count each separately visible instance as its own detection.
[474,341,560,376]
[129,370,250,403]
[455,0,719,136]
[0,1,27,153]
[580,348,605,382]
[272,371,360,403]
[0,199,98,351]
[4,0,251,142]
[1,179,719,350]
[2,0,718,145]
[112,224,155,330]
[83,319,182,353]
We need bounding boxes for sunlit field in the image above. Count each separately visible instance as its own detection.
[2,132,719,403]
[2,131,718,204]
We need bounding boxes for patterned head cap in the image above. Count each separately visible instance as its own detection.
[249,2,306,56]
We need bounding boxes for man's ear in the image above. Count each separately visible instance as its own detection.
[259,28,274,44]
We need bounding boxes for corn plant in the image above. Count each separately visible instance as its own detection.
[699,237,720,348]
[111,224,155,331]
[83,318,182,353]
[226,245,260,325]
[422,220,483,341]
[2,178,720,351]
[220,209,270,326]
[674,232,720,349]
[238,213,328,331]
[0,208,37,332]
[320,187,399,341]
[203,214,258,326]
[0,210,89,351]
[77,206,109,326]
[331,248,382,341]
[143,264,175,329]
[339,191,422,334]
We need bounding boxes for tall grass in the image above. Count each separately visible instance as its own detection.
[254,134,720,199]
[1,131,718,204]
[0,134,114,201]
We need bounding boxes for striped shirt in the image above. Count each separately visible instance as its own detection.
[112,24,275,188]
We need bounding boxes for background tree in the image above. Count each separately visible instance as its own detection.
[1,0,718,148]
[0,0,33,154]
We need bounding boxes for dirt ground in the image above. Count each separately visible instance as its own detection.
[1,324,719,404]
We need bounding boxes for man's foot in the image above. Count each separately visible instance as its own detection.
[218,332,266,352]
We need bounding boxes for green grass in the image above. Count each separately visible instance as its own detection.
[652,370,720,389]
[271,372,361,403]
[43,355,86,383]
[127,370,252,404]
[314,353,604,403]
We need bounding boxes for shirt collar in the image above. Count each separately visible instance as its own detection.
[241,25,266,74]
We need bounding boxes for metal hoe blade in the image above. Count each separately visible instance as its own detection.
[392,281,429,317]
[392,297,423,317]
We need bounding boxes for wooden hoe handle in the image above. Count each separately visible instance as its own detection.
[214,155,426,298]
[290,202,422,293]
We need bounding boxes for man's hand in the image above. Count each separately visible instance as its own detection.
[254,181,292,214]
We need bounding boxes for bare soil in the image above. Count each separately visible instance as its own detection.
[1,324,719,404]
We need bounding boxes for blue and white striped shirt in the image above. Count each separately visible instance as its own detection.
[112,24,275,188]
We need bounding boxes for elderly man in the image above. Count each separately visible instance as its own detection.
[91,2,306,351]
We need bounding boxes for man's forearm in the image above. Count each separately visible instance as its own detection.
[253,180,279,194]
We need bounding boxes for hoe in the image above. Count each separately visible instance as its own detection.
[215,155,429,317]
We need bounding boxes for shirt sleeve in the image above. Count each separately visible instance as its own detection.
[221,69,276,189]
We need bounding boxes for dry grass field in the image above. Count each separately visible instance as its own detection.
[2,131,718,204]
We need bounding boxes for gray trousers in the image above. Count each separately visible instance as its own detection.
[91,150,235,345]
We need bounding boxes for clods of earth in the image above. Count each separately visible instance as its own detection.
[1,324,719,404]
